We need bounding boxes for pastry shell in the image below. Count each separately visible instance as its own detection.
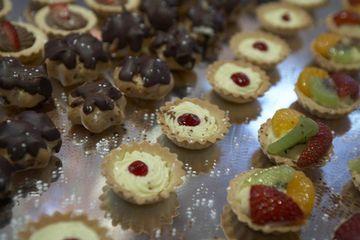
[207,60,270,103]
[229,31,291,69]
[102,142,185,205]
[157,98,231,150]
[34,4,97,38]
[18,211,112,240]
[281,0,327,9]
[351,171,360,192]
[0,0,11,19]
[326,12,360,39]
[84,0,140,17]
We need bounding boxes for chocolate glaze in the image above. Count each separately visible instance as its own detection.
[119,55,171,87]
[141,0,178,31]
[45,33,108,70]
[150,26,200,70]
[0,25,35,52]
[102,12,151,52]
[46,9,87,31]
[70,80,123,115]
[0,57,52,100]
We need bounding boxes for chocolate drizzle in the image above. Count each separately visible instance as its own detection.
[70,80,123,115]
[141,0,178,31]
[45,33,108,70]
[46,9,87,31]
[119,55,171,87]
[0,57,52,99]
[102,12,151,52]
[0,25,35,52]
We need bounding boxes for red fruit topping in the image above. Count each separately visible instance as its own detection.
[297,121,333,168]
[128,160,148,176]
[282,13,291,21]
[250,185,304,225]
[231,72,250,87]
[0,20,20,51]
[333,10,360,26]
[177,113,201,127]
[331,73,359,100]
[253,41,268,52]
[50,3,70,20]
[349,0,360,6]
[333,213,360,240]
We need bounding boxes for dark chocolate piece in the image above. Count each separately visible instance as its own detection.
[45,33,108,70]
[0,24,35,52]
[46,7,87,31]
[141,0,178,31]
[70,80,123,114]
[0,57,52,99]
[119,55,171,87]
[102,12,151,52]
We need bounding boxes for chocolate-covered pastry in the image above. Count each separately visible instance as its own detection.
[0,57,52,108]
[150,26,201,71]
[68,79,127,133]
[114,55,174,100]
[45,33,109,87]
[141,0,178,31]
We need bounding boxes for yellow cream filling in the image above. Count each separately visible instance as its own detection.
[263,8,304,28]
[237,38,283,62]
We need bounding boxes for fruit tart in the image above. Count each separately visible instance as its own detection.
[295,67,359,118]
[141,0,178,31]
[157,98,231,150]
[281,0,327,9]
[258,108,333,168]
[312,33,360,71]
[0,57,52,108]
[113,55,174,100]
[348,157,360,192]
[34,3,97,37]
[102,142,185,205]
[333,213,360,240]
[326,10,360,39]
[0,20,47,64]
[68,79,126,133]
[206,60,270,103]
[0,0,11,19]
[45,33,109,87]
[256,2,312,35]
[343,0,360,13]
[18,211,112,240]
[227,165,315,233]
[84,0,140,19]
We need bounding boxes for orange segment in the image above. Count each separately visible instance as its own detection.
[313,33,341,58]
[271,109,301,138]
[287,171,315,217]
[296,67,329,97]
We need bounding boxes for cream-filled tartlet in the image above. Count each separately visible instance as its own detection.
[207,61,270,103]
[0,0,11,19]
[348,157,360,192]
[102,142,185,205]
[230,31,290,69]
[18,212,112,240]
[258,108,333,168]
[226,166,315,233]
[256,3,312,35]
[281,0,327,9]
[326,10,360,39]
[84,0,140,18]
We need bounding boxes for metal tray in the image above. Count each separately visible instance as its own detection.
[1,0,360,239]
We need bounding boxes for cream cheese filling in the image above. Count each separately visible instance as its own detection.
[263,9,304,28]
[237,38,283,62]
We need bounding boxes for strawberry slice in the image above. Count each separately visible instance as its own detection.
[297,121,333,168]
[333,213,360,240]
[250,185,304,225]
[333,10,360,26]
[331,72,359,100]
[0,20,20,51]
[49,3,70,20]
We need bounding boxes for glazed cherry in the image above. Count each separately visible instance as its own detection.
[282,13,291,22]
[253,41,268,52]
[128,160,148,176]
[333,10,360,26]
[177,113,201,127]
[231,72,250,87]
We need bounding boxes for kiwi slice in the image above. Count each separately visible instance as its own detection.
[330,46,360,64]
[349,158,360,173]
[309,77,340,108]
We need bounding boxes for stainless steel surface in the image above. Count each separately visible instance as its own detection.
[1,0,360,239]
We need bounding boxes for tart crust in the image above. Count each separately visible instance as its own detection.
[84,0,140,16]
[102,142,185,205]
[0,0,11,19]
[229,31,290,69]
[34,4,97,37]
[0,22,47,64]
[351,171,360,192]
[206,60,270,103]
[281,0,327,9]
[18,211,112,240]
[326,12,360,39]
[157,98,231,150]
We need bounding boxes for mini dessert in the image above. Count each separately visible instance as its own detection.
[326,10,360,39]
[230,31,290,69]
[333,213,360,240]
[281,0,327,9]
[311,33,360,71]
[258,108,333,168]
[18,211,112,240]
[256,2,312,35]
[34,3,97,37]
[0,57,52,108]
[343,0,360,13]
[157,98,231,150]
[207,60,270,103]
[102,12,151,58]
[150,26,201,71]
[348,157,360,191]
[0,0,11,19]
[0,111,62,171]
[102,142,185,205]
[0,20,47,63]
[113,55,174,100]
[84,0,140,18]
[227,165,315,233]
[68,80,126,133]
[45,33,109,87]
[295,67,360,118]
[141,0,178,31]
